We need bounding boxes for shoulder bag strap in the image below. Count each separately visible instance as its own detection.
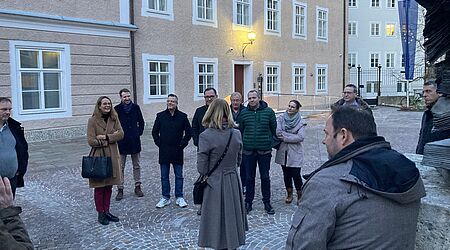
[205,129,233,177]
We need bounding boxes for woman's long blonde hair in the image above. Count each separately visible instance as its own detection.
[202,98,236,130]
[92,96,119,121]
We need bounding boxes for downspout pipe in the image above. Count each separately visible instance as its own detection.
[129,0,137,102]
[343,0,347,90]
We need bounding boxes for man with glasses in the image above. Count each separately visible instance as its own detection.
[332,84,372,114]
[192,88,218,147]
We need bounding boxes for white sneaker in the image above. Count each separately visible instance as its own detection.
[156,198,171,208]
[176,197,188,208]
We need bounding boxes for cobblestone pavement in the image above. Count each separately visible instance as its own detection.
[15,106,423,249]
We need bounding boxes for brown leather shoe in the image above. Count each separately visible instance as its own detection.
[285,188,294,204]
[135,185,144,197]
[115,188,124,201]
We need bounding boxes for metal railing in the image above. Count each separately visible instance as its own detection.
[263,93,341,112]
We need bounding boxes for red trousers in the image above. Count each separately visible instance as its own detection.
[94,186,112,212]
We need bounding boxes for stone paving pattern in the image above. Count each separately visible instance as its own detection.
[15,107,423,249]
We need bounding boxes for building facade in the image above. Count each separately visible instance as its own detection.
[0,0,346,140]
[348,0,425,102]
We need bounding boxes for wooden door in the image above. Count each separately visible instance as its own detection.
[234,65,244,96]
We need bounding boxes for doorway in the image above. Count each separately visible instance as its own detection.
[232,60,253,98]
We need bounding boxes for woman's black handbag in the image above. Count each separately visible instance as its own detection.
[81,145,113,179]
[193,130,233,205]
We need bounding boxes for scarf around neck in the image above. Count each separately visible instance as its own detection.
[283,111,301,132]
[122,101,133,112]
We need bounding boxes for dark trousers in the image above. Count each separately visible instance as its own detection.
[244,151,272,203]
[94,186,112,212]
[281,166,303,190]
[239,161,246,188]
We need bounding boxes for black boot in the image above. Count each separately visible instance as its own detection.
[263,201,275,215]
[105,212,119,222]
[98,212,109,225]
[245,202,253,214]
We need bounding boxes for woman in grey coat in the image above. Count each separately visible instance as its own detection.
[275,100,306,205]
[197,98,248,250]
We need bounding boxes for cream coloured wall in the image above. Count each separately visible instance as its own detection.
[0,27,131,131]
[0,0,120,22]
[134,0,346,121]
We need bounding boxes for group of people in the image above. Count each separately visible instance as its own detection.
[0,77,446,249]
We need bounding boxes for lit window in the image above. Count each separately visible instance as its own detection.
[386,23,395,36]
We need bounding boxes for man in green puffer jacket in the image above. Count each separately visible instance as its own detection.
[238,90,277,215]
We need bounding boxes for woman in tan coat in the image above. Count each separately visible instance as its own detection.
[87,96,124,225]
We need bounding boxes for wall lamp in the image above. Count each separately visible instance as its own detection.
[242,31,256,57]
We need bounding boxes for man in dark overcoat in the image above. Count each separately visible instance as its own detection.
[192,87,217,147]
[0,97,29,197]
[152,94,192,208]
[114,89,145,200]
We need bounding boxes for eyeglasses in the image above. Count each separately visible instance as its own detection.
[204,95,216,99]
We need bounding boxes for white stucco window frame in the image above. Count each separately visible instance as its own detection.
[264,0,282,37]
[233,0,253,31]
[349,0,358,8]
[9,40,72,121]
[385,52,396,69]
[316,6,328,42]
[264,61,281,94]
[369,52,381,68]
[192,0,218,28]
[315,64,328,95]
[193,57,219,101]
[142,54,175,104]
[348,21,358,37]
[348,52,358,68]
[141,0,174,21]
[369,21,381,37]
[292,63,307,94]
[292,1,307,40]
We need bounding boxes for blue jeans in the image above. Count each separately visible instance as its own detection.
[243,152,272,203]
[160,164,183,199]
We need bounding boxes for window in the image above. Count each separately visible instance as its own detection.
[142,54,174,103]
[292,64,306,93]
[348,52,357,68]
[370,22,380,36]
[366,81,379,93]
[293,1,307,39]
[387,0,395,8]
[385,53,395,68]
[371,0,380,7]
[9,41,72,120]
[386,23,395,36]
[316,64,328,93]
[193,0,217,27]
[370,53,379,67]
[366,82,372,93]
[265,0,281,35]
[264,62,280,93]
[193,57,218,99]
[234,0,252,27]
[349,0,357,7]
[142,0,173,20]
[316,7,328,41]
[397,81,405,92]
[348,21,357,36]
